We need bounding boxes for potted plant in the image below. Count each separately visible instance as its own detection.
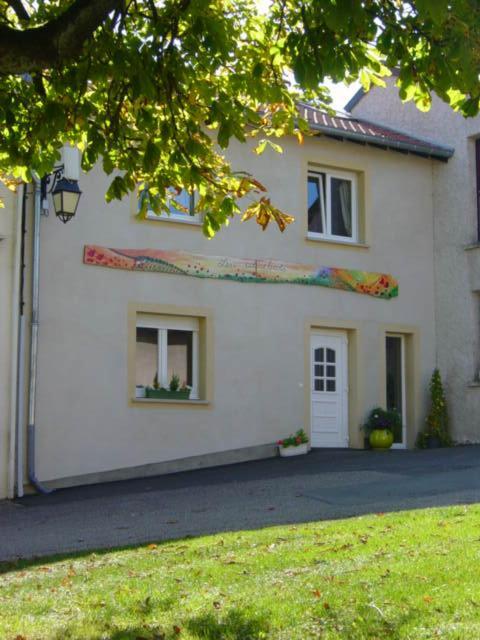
[277,429,309,457]
[145,373,191,400]
[363,407,401,450]
[417,369,452,448]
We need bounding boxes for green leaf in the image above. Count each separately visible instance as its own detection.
[143,140,160,173]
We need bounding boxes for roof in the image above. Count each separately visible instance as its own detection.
[299,102,454,161]
[344,87,366,113]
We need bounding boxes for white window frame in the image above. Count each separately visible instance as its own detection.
[136,314,200,399]
[307,168,358,243]
[145,189,202,225]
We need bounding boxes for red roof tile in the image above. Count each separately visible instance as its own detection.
[299,102,453,160]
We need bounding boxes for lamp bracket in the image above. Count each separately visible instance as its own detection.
[41,164,64,196]
[40,164,64,216]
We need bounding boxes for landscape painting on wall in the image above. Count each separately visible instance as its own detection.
[83,245,399,299]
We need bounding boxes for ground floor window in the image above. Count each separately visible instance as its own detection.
[136,314,200,399]
[386,334,406,445]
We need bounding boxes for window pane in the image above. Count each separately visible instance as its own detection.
[136,327,157,387]
[326,365,335,377]
[308,175,325,233]
[386,336,403,443]
[314,347,324,363]
[315,379,324,392]
[331,177,352,238]
[168,189,193,216]
[167,330,192,386]
[326,379,336,392]
[326,348,335,363]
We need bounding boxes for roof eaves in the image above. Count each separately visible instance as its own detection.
[357,117,455,156]
[308,122,454,160]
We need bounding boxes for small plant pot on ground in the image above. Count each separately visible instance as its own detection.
[369,429,394,450]
[278,443,308,457]
[425,434,442,449]
[145,388,190,400]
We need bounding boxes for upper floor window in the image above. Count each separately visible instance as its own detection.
[144,188,201,225]
[307,168,358,243]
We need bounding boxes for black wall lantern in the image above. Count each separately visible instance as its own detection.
[41,165,82,223]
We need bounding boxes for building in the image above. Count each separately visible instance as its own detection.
[348,76,480,443]
[0,101,455,498]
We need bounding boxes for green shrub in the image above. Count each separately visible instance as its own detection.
[417,368,452,447]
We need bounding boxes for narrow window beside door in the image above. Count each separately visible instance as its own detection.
[385,335,406,445]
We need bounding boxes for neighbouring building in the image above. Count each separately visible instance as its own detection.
[0,99,458,497]
[347,75,480,443]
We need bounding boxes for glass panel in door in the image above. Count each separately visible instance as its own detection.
[386,336,404,444]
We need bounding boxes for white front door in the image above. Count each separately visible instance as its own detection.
[310,332,348,448]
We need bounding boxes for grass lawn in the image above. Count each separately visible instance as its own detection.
[2,504,480,639]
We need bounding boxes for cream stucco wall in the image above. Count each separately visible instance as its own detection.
[0,183,17,498]
[19,134,439,487]
[352,78,480,442]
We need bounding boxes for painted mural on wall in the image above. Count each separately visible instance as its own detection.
[83,245,398,299]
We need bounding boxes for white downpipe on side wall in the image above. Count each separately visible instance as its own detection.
[7,184,24,499]
[27,177,53,494]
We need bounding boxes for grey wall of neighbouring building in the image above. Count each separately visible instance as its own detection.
[351,76,480,442]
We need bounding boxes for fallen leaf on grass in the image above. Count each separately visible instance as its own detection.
[173,625,182,634]
[213,601,222,609]
[323,602,330,610]
[147,544,158,550]
[423,595,433,604]
[312,589,322,598]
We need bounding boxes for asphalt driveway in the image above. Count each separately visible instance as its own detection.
[1,446,480,562]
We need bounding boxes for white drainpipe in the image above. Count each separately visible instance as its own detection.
[7,184,24,498]
[27,176,53,494]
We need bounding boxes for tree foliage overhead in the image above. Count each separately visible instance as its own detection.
[1,0,479,235]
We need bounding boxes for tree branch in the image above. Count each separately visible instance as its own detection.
[6,0,30,22]
[0,0,123,73]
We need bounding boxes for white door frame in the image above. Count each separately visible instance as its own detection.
[310,330,349,448]
[387,333,407,450]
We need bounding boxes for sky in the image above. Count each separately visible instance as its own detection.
[326,80,361,112]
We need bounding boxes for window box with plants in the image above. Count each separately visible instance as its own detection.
[362,407,401,450]
[277,429,309,457]
[145,373,191,400]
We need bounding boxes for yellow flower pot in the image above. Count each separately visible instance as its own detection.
[369,429,393,450]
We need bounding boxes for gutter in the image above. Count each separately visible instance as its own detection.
[308,121,454,161]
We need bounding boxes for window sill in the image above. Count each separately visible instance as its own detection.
[131,397,210,406]
[306,234,369,249]
[465,243,480,252]
[145,213,202,227]
[467,381,480,388]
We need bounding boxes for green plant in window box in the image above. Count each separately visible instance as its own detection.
[362,407,401,450]
[277,429,309,457]
[145,373,191,400]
